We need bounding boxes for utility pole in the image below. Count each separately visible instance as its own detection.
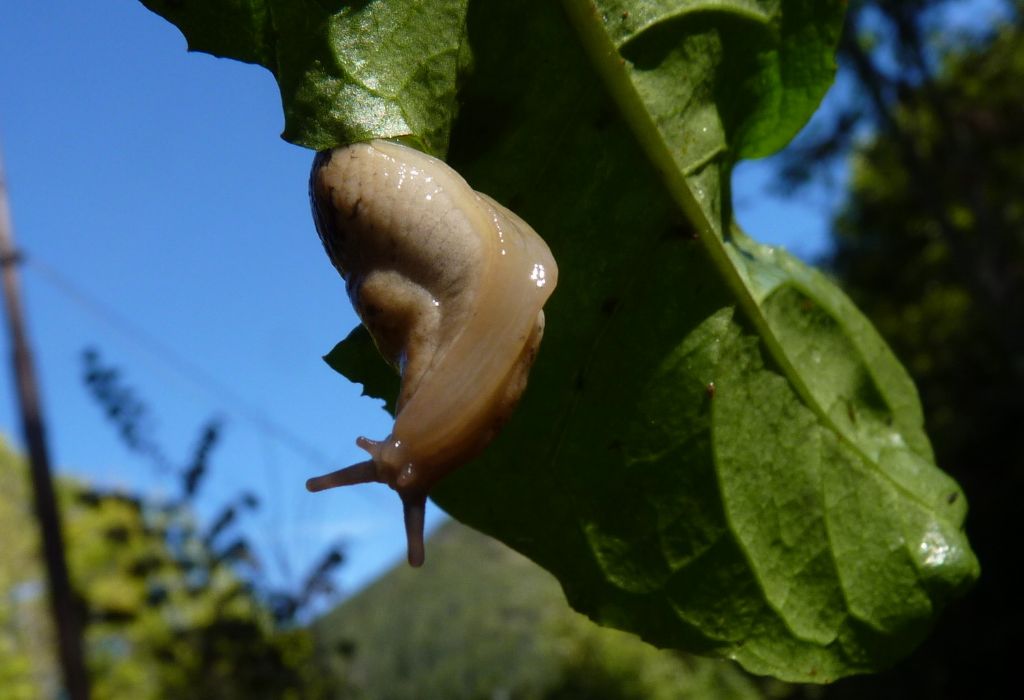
[0,148,91,700]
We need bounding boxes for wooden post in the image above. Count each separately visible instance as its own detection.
[0,148,91,700]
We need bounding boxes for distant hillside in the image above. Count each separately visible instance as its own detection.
[313,520,775,700]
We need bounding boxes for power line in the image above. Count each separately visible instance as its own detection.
[24,253,338,469]
[20,247,393,592]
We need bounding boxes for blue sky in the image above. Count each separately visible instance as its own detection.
[5,1,981,601]
[0,1,414,598]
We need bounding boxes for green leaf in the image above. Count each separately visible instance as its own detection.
[139,0,471,153]
[324,326,399,415]
[143,0,980,682]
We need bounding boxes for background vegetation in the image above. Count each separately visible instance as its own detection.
[800,2,1023,696]
[314,521,775,700]
[1,350,341,699]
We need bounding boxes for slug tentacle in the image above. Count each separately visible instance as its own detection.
[307,140,558,566]
[403,497,427,567]
[305,460,378,492]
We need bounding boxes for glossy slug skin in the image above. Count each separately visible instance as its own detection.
[306,140,558,566]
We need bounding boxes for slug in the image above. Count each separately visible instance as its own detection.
[306,140,558,566]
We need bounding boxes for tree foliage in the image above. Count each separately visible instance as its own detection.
[67,485,336,700]
[1,443,338,700]
[796,7,1022,697]
[1,348,344,699]
[1,439,57,699]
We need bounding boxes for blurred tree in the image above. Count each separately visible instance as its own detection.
[1,347,346,699]
[777,4,1023,698]
[1,439,57,699]
[1,438,340,700]
[74,348,344,699]
[67,486,334,700]
[775,0,1018,188]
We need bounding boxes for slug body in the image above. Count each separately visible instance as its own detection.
[306,140,558,566]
